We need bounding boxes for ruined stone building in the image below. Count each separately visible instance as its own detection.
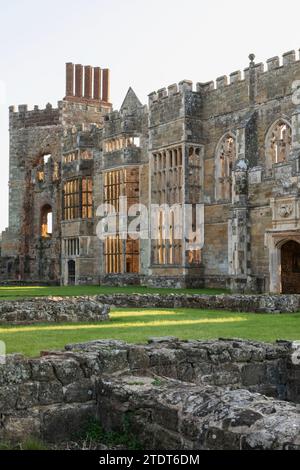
[2,50,300,293]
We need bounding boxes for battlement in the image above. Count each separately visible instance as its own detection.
[197,49,300,95]
[9,103,60,129]
[148,49,300,106]
[64,62,111,104]
[148,80,194,105]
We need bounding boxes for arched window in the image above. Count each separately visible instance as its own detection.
[41,204,53,238]
[266,119,291,173]
[215,133,236,201]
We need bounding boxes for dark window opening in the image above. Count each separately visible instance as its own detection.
[281,240,300,293]
[68,260,76,285]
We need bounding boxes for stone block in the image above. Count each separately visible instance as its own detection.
[51,358,84,385]
[38,381,64,405]
[63,379,95,403]
[30,359,56,381]
[16,382,39,409]
[42,403,96,442]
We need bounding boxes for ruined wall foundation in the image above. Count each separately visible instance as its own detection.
[0,338,299,449]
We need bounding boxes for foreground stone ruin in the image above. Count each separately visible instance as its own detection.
[0,337,299,449]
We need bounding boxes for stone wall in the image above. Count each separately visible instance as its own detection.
[0,292,299,325]
[0,338,299,449]
[0,297,110,324]
[92,293,300,313]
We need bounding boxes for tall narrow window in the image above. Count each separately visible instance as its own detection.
[68,260,76,285]
[103,168,140,274]
[215,133,236,201]
[266,119,292,173]
[41,205,53,238]
[63,179,80,220]
[82,177,93,218]
[152,146,183,265]
[104,236,122,274]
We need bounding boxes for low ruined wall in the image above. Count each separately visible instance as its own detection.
[0,338,299,449]
[98,376,300,450]
[0,297,110,324]
[93,293,300,313]
[66,337,298,401]
[1,294,300,324]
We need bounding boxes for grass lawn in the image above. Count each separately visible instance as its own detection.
[1,308,299,357]
[0,285,228,300]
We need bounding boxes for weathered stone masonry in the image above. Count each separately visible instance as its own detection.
[2,51,300,293]
[1,293,300,325]
[0,338,299,449]
[0,297,109,324]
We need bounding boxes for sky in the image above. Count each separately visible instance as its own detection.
[0,0,300,231]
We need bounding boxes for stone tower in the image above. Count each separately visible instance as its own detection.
[1,63,111,283]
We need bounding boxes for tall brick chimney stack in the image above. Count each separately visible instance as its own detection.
[75,64,83,98]
[102,69,110,102]
[66,63,74,97]
[64,63,111,104]
[84,66,93,99]
[93,67,102,100]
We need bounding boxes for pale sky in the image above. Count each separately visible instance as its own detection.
[1,0,300,231]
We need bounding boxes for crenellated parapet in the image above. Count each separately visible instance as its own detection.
[148,80,194,106]
[197,49,300,93]
[9,103,60,130]
[148,80,202,148]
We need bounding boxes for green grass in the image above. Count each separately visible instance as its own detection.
[0,285,228,300]
[1,307,299,357]
[0,438,48,451]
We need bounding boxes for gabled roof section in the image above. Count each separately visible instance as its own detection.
[120,87,142,112]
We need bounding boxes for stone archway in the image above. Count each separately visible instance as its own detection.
[281,240,300,293]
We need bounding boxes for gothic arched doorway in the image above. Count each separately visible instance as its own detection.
[68,260,76,285]
[281,240,300,293]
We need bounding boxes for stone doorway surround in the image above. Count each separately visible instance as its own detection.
[265,229,300,293]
